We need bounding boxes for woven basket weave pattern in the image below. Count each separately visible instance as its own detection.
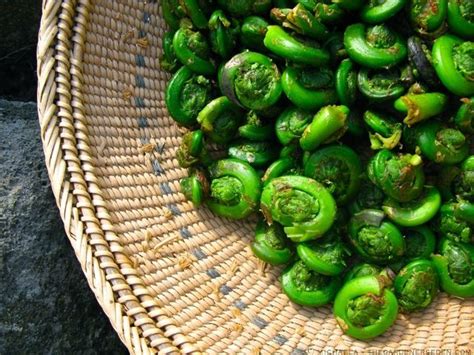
[37,0,474,353]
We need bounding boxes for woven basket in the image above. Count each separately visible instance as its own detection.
[37,1,473,353]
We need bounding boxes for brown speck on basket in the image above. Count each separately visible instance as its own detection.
[163,207,174,220]
[122,29,135,43]
[177,252,194,270]
[137,36,149,48]
[251,346,261,355]
[295,326,306,337]
[257,259,267,276]
[140,143,156,154]
[228,259,239,275]
[131,256,139,269]
[231,307,242,318]
[122,88,133,100]
[232,322,244,333]
[143,230,152,252]
[212,282,222,299]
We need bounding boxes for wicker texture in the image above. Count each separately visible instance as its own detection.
[37,0,474,353]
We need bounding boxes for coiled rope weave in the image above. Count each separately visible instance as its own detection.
[37,0,474,353]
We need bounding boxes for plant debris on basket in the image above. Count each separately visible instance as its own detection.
[160,0,474,340]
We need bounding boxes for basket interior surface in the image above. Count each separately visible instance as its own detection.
[51,0,474,352]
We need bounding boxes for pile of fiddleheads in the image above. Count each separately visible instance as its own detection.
[161,0,474,340]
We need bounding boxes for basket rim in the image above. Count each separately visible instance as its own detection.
[37,0,196,353]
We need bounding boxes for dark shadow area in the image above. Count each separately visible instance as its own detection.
[0,1,41,101]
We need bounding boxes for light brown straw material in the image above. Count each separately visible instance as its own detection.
[37,0,473,353]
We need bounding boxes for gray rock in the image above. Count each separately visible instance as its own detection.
[0,100,127,354]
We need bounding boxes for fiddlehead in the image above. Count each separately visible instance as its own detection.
[219,51,283,110]
[176,130,212,168]
[228,140,280,168]
[333,275,398,340]
[394,92,448,126]
[432,35,474,96]
[206,158,262,219]
[197,96,244,144]
[348,209,406,264]
[382,186,442,227]
[264,25,331,66]
[251,219,293,265]
[173,20,216,75]
[275,107,313,146]
[304,145,362,204]
[344,23,407,69]
[300,105,349,151]
[281,260,341,307]
[405,120,469,165]
[270,4,330,40]
[394,259,439,312]
[208,10,240,59]
[432,238,474,298]
[297,239,350,276]
[166,66,214,127]
[368,149,425,202]
[363,110,402,150]
[180,168,210,206]
[281,67,338,111]
[437,203,473,244]
[261,175,337,242]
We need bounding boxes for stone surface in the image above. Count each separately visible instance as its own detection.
[0,100,127,354]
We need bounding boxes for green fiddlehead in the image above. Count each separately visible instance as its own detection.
[300,105,349,151]
[207,158,262,219]
[432,238,474,298]
[437,203,473,244]
[281,260,341,307]
[368,149,425,202]
[363,110,402,150]
[251,219,293,265]
[219,51,283,110]
[197,96,244,144]
[394,259,439,312]
[228,140,280,168]
[275,107,314,146]
[297,239,350,276]
[166,66,214,127]
[304,145,362,204]
[348,209,406,264]
[333,275,398,340]
[261,175,337,242]
[344,23,407,69]
[208,10,240,59]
